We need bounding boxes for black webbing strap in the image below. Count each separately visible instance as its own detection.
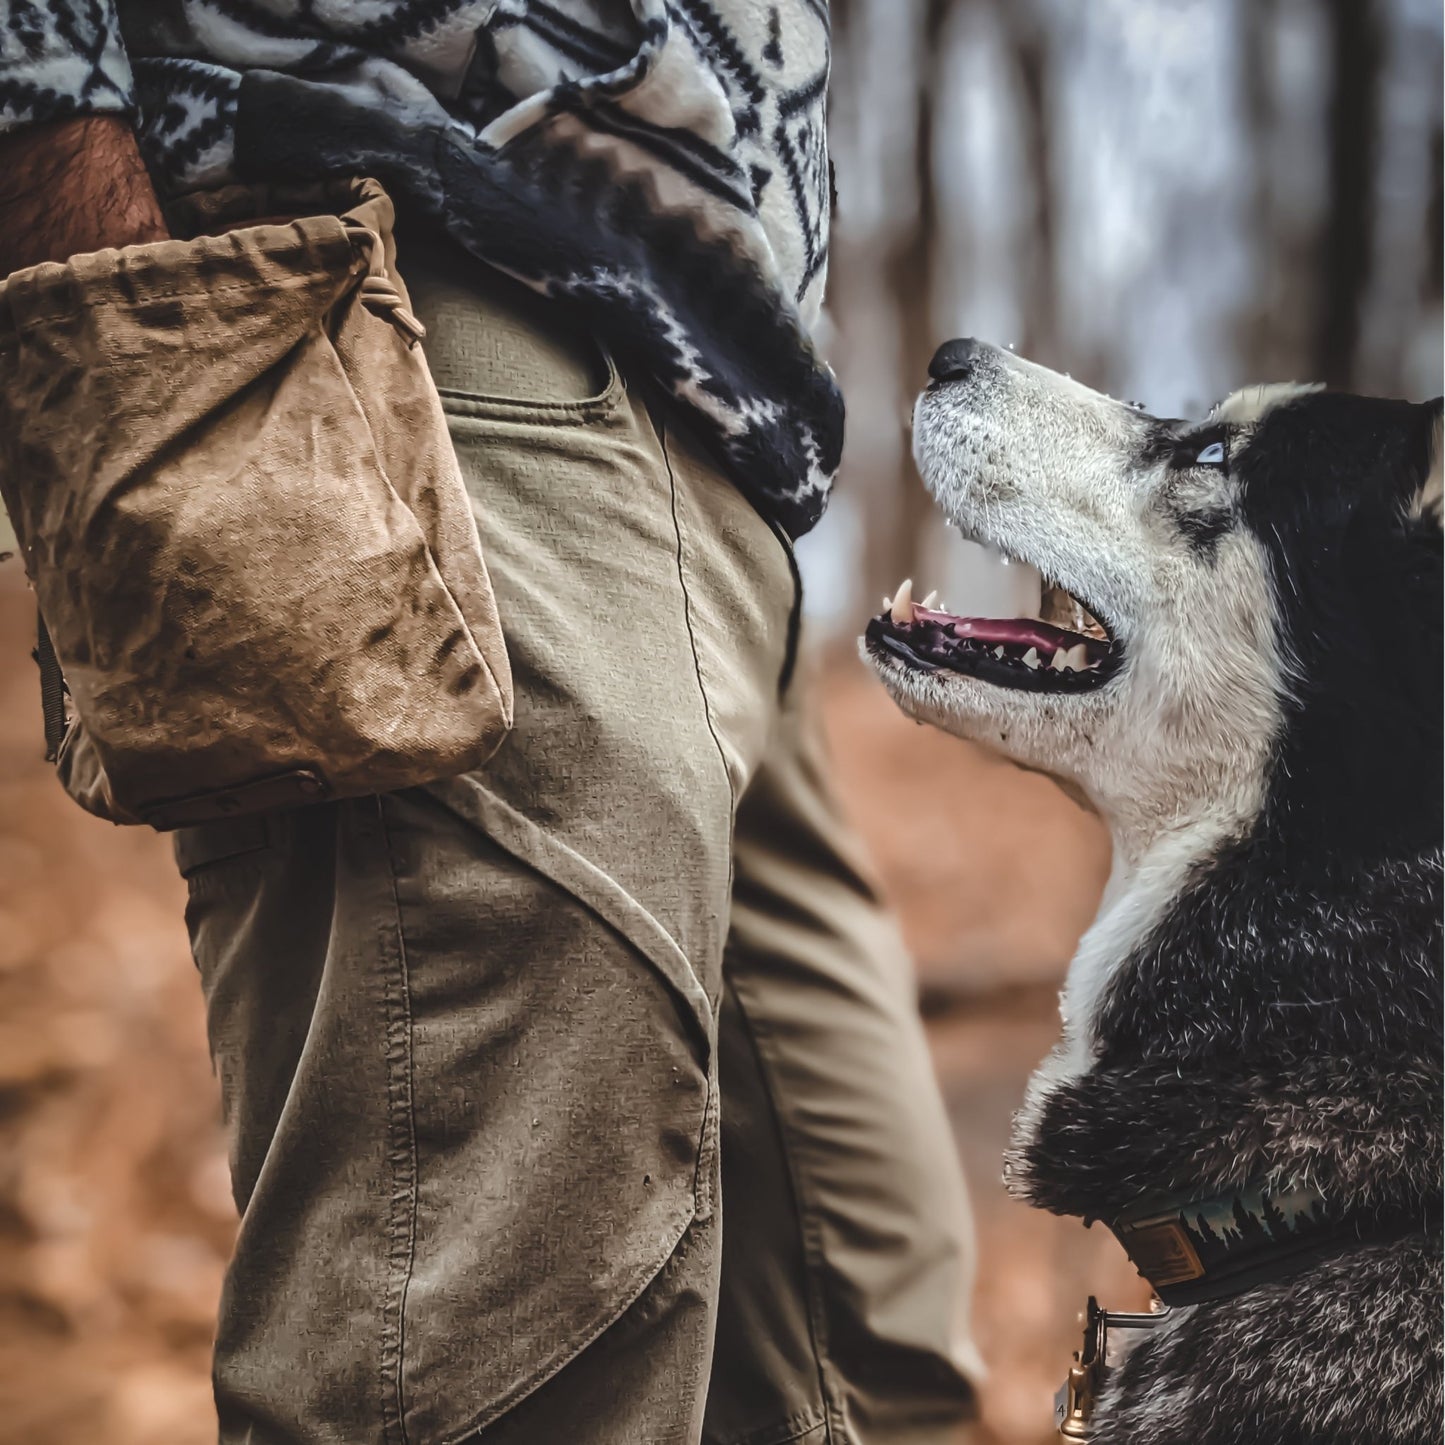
[33,610,68,762]
[1104,1177,1409,1307]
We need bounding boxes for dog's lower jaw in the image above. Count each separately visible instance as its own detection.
[861,637,967,737]
[867,633,1270,1079]
[865,641,1275,882]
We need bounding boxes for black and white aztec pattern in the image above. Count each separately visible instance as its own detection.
[0,0,839,537]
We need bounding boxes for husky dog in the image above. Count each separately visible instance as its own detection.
[866,337,1443,1444]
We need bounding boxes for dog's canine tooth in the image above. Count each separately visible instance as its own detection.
[890,579,914,625]
[1050,649,1069,671]
[1063,643,1090,671]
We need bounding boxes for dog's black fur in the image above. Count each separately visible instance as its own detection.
[1011,392,1442,1444]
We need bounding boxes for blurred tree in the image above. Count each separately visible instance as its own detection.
[1315,0,1383,388]
[882,0,949,591]
[1427,123,1443,317]
[998,0,1057,362]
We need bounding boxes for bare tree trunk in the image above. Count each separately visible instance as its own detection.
[880,0,950,589]
[1001,0,1057,362]
[1315,0,1383,388]
[1425,121,1443,314]
[1239,0,1296,381]
[829,0,903,606]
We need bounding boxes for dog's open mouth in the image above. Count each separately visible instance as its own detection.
[864,547,1120,693]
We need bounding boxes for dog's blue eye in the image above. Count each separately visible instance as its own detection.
[1196,441,1226,466]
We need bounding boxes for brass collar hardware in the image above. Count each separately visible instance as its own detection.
[1055,1296,1170,1441]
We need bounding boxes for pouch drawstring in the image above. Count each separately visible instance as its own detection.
[34,611,68,762]
[342,217,427,346]
[359,274,427,346]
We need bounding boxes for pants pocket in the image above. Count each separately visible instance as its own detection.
[376,787,714,1443]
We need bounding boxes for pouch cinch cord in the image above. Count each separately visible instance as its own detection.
[33,611,68,762]
[358,273,427,346]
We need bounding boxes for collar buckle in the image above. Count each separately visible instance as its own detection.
[1055,1296,1170,1440]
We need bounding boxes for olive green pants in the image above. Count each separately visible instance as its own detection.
[175,238,979,1445]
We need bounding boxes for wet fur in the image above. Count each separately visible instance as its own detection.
[872,349,1443,1442]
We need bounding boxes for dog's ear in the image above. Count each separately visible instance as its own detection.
[1409,397,1442,529]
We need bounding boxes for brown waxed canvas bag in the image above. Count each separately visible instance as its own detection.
[0,177,512,829]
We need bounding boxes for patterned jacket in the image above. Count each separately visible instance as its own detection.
[0,1,839,538]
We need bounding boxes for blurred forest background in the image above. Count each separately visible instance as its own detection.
[0,2,1440,1443]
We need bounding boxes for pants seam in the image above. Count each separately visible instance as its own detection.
[718,1404,830,1445]
[375,796,421,1445]
[660,410,736,1226]
[724,974,848,1444]
[660,412,736,821]
[764,513,805,702]
[428,775,714,1050]
[442,1207,696,1444]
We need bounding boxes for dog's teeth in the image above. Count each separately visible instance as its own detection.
[993,645,1006,658]
[1023,647,1040,669]
[1050,649,1068,671]
[890,578,914,625]
[882,594,892,610]
[921,589,938,609]
[1063,643,1090,671]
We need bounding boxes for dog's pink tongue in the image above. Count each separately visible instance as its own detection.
[914,606,1087,652]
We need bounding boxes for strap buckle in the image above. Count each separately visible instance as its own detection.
[1055,1296,1170,1440]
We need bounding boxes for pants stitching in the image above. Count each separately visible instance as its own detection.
[724,974,848,1445]
[442,1210,696,1444]
[660,412,735,818]
[719,1404,830,1445]
[764,514,805,701]
[375,796,421,1445]
[661,413,734,1223]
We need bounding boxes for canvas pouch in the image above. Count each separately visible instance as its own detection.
[0,177,512,829]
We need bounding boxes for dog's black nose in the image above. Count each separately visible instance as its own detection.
[928,337,985,384]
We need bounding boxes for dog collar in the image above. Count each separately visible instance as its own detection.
[1104,1179,1358,1305]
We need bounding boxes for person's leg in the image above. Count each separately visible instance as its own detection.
[174,235,797,1445]
[705,659,982,1445]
